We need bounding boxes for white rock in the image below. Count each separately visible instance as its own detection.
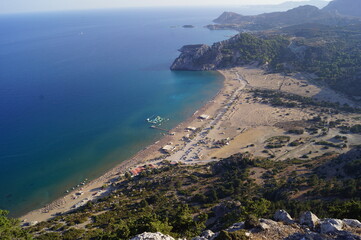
[28,221,38,226]
[209,232,219,240]
[343,219,361,228]
[192,230,214,240]
[200,230,215,238]
[226,222,245,232]
[259,222,270,230]
[259,218,279,230]
[274,209,294,224]
[130,232,175,240]
[299,211,319,229]
[320,219,344,234]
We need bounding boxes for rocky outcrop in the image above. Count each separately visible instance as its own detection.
[299,211,320,229]
[225,222,245,232]
[259,218,279,230]
[191,210,361,240]
[192,230,215,240]
[320,219,344,234]
[130,232,175,240]
[344,219,361,228]
[274,209,294,224]
[132,211,361,240]
[170,44,217,71]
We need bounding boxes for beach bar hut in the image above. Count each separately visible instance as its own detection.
[161,145,175,154]
[199,114,210,120]
[186,126,197,131]
[130,166,146,176]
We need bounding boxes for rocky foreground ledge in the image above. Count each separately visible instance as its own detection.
[131,210,361,240]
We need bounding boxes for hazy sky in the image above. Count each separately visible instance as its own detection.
[0,0,330,14]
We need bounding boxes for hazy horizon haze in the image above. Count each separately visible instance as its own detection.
[1,0,331,14]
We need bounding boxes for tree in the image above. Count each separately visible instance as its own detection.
[0,210,32,240]
[214,230,248,240]
[62,228,85,240]
[171,204,206,238]
[125,172,132,180]
[246,198,271,217]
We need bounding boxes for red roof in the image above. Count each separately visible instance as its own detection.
[148,164,156,168]
[130,167,145,176]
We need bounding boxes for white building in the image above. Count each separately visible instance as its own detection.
[199,114,210,120]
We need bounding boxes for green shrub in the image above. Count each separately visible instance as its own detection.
[0,210,32,240]
[62,228,85,240]
[214,230,249,240]
[244,215,259,229]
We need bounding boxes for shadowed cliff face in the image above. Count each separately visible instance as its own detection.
[170,39,241,71]
[171,33,289,71]
[170,44,216,71]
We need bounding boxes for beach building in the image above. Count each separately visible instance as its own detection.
[199,114,210,120]
[130,166,146,176]
[72,198,89,209]
[186,126,197,131]
[148,164,156,169]
[183,134,191,142]
[161,145,175,154]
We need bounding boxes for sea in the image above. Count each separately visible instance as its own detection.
[0,8,237,217]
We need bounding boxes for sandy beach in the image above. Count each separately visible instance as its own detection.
[21,66,361,224]
[20,69,234,224]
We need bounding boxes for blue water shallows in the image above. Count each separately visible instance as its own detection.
[0,8,236,216]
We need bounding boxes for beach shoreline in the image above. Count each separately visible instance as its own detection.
[20,70,231,224]
[21,65,361,225]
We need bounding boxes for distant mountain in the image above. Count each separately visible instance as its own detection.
[209,5,358,31]
[252,0,330,12]
[323,0,361,17]
[276,0,330,9]
[214,5,324,25]
[229,0,329,15]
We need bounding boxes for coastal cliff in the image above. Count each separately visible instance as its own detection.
[170,44,216,71]
[171,33,288,71]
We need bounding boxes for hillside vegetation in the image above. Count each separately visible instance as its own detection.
[16,147,360,239]
[172,24,361,97]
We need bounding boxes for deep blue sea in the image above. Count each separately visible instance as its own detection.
[0,8,236,216]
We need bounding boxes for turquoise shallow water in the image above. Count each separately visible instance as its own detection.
[0,8,236,216]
